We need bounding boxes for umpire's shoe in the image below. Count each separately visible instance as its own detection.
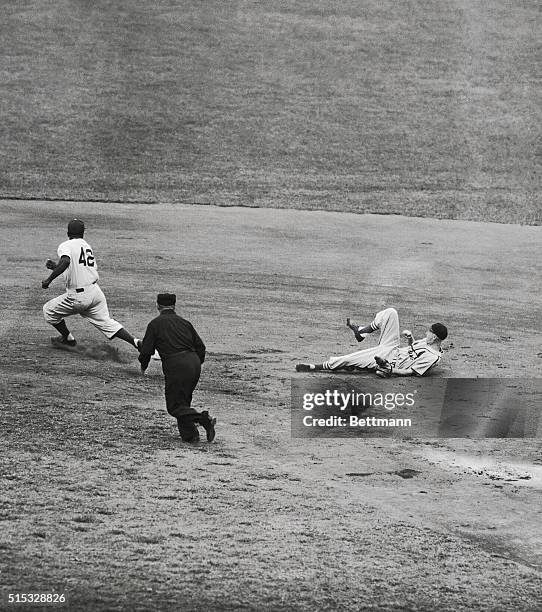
[199,411,216,442]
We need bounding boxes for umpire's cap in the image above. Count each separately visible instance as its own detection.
[67,219,85,236]
[157,293,176,307]
[430,323,448,341]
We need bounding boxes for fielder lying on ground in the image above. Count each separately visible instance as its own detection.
[296,307,448,377]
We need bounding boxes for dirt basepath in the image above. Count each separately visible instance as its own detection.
[1,201,541,610]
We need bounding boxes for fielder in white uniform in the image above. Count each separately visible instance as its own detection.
[296,307,448,377]
[42,219,141,351]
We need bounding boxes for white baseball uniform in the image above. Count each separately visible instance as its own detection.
[323,308,442,376]
[43,238,123,338]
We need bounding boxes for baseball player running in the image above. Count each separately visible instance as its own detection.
[42,219,141,351]
[296,307,448,377]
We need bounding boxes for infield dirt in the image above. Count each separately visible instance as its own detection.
[1,200,541,611]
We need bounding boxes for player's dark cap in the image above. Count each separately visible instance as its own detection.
[430,323,448,340]
[67,219,85,236]
[157,293,176,307]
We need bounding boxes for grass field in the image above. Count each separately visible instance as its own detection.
[0,1,540,223]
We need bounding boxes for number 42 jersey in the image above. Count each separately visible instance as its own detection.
[57,238,99,290]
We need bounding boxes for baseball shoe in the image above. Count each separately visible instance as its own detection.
[183,434,201,443]
[296,363,313,372]
[346,318,366,342]
[199,411,216,442]
[51,336,77,348]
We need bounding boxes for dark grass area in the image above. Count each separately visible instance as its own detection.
[0,0,540,223]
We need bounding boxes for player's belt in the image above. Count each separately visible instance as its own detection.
[75,280,97,293]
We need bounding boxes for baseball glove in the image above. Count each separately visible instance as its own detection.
[374,355,393,378]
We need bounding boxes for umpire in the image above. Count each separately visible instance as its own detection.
[139,293,216,443]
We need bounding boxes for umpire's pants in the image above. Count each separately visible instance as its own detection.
[162,351,202,440]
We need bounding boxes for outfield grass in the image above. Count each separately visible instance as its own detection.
[0,1,540,224]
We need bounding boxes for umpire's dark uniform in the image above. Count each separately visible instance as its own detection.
[139,293,215,442]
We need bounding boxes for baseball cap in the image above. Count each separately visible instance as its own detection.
[157,293,176,307]
[67,219,85,235]
[430,323,448,341]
